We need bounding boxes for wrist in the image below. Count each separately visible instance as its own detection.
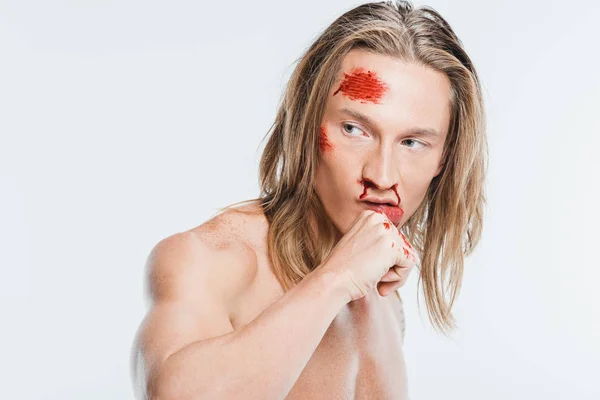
[312,264,350,306]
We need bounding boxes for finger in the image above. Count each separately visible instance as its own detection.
[380,215,418,270]
[378,267,409,293]
[396,242,418,267]
[392,264,410,281]
[380,267,402,282]
[380,273,398,282]
[397,230,418,262]
[377,279,405,296]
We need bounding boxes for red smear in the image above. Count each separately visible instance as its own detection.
[333,68,388,104]
[399,231,413,250]
[359,179,401,203]
[391,184,401,208]
[383,221,391,230]
[358,179,369,199]
[319,125,333,152]
[402,248,410,259]
[391,242,395,248]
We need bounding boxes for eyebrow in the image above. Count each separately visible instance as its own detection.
[339,107,441,138]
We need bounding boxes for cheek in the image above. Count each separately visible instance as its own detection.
[319,125,334,153]
[317,124,366,187]
[403,174,434,200]
[315,144,354,199]
[403,167,438,207]
[403,156,441,181]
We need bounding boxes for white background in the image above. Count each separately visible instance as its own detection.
[1,0,599,399]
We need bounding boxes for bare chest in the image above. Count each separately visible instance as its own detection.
[286,294,409,400]
[230,264,409,400]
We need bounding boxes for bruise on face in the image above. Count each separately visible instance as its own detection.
[332,67,388,104]
[319,125,334,152]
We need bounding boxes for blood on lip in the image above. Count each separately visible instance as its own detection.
[364,201,404,223]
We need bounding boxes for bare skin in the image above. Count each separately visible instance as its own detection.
[130,49,450,399]
[131,204,409,400]
[222,205,410,399]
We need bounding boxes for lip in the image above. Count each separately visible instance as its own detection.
[362,196,399,207]
[363,201,404,225]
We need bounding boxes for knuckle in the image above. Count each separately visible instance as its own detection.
[366,210,381,220]
[371,214,389,227]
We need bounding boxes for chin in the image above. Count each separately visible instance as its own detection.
[325,213,348,238]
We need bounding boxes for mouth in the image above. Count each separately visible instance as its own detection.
[362,202,404,224]
[365,200,396,207]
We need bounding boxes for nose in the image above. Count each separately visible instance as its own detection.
[361,145,399,192]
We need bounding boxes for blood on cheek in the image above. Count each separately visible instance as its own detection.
[319,125,333,152]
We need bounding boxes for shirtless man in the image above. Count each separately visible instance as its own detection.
[130,1,486,398]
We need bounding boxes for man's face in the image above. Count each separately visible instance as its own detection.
[314,48,451,236]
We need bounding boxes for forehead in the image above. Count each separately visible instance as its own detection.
[328,49,452,137]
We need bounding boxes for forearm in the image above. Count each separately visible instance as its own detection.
[153,268,349,399]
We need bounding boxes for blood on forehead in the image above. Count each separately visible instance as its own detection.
[332,67,388,104]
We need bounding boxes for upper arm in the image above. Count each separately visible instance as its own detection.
[130,230,255,398]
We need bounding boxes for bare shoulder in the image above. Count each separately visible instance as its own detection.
[146,211,259,309]
[130,210,261,398]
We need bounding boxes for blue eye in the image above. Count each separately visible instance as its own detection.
[402,139,426,149]
[342,122,427,150]
[343,123,365,136]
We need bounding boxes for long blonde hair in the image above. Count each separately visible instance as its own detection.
[213,0,488,335]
